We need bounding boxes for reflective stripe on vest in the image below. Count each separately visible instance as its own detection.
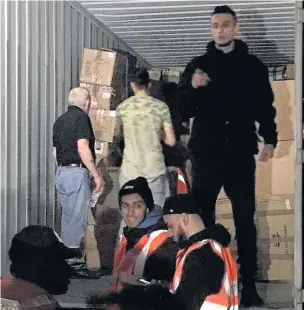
[113,229,168,283]
[177,168,188,194]
[170,239,239,310]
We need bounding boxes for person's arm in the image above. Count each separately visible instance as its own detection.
[254,59,278,148]
[52,125,58,164]
[175,57,207,121]
[76,116,104,190]
[114,107,123,138]
[175,246,225,310]
[144,237,179,282]
[52,147,57,167]
[161,103,176,147]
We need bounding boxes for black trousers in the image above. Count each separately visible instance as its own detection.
[191,151,257,280]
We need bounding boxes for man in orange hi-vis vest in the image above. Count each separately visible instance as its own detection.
[163,194,239,310]
[111,177,179,293]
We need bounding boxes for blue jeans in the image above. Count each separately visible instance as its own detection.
[55,167,91,247]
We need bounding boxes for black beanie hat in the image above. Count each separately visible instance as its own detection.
[163,194,201,215]
[119,177,154,211]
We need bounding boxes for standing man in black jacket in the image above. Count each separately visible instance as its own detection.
[176,5,277,307]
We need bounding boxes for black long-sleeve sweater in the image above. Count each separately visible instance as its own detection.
[176,39,278,157]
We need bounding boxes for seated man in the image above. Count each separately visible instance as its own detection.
[1,225,76,309]
[112,177,179,292]
[163,194,239,310]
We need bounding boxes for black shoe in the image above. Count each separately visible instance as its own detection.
[99,267,113,276]
[71,266,102,279]
[241,280,264,307]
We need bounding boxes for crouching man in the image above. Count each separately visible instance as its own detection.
[112,177,179,292]
[163,194,239,310]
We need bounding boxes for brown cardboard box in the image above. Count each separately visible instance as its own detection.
[85,224,100,270]
[256,140,294,199]
[95,141,109,167]
[162,69,181,84]
[148,69,162,81]
[216,195,294,280]
[94,167,120,224]
[85,222,119,270]
[90,109,116,142]
[271,80,294,140]
[218,140,294,200]
[85,168,120,269]
[86,167,121,269]
[80,83,113,110]
[80,48,127,87]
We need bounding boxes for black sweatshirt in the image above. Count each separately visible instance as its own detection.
[174,224,231,310]
[176,39,278,157]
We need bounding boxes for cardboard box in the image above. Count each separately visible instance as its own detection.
[271,80,294,140]
[218,140,294,200]
[162,69,181,84]
[258,253,293,281]
[96,223,120,269]
[94,167,121,225]
[216,195,294,280]
[85,223,100,270]
[85,167,121,269]
[80,83,113,110]
[95,141,109,167]
[256,140,294,199]
[148,69,162,81]
[80,48,127,87]
[90,109,116,142]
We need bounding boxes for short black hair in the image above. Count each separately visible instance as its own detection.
[129,67,150,87]
[211,5,237,21]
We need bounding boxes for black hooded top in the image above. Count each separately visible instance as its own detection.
[176,39,277,157]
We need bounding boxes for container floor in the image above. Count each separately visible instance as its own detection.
[55,277,294,309]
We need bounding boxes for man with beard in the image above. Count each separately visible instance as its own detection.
[176,5,277,306]
[163,194,238,310]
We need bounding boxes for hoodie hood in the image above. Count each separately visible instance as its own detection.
[137,204,163,228]
[206,39,249,55]
[186,223,231,248]
[123,205,165,251]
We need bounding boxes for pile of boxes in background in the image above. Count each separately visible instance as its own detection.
[79,48,135,270]
[148,68,181,84]
[79,48,129,166]
[216,80,295,281]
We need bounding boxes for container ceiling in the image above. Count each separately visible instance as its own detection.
[79,0,295,68]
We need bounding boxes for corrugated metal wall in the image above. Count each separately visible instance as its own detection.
[0,0,149,276]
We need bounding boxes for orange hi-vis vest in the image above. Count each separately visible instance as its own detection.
[112,229,168,292]
[170,239,239,310]
[177,168,188,194]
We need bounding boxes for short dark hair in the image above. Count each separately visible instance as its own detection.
[129,67,150,87]
[211,5,237,21]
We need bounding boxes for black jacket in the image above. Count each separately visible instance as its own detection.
[174,224,231,310]
[123,219,179,282]
[176,40,278,157]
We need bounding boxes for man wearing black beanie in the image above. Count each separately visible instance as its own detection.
[111,177,178,292]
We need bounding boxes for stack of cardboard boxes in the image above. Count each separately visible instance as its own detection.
[216,80,295,281]
[85,167,121,270]
[79,48,128,166]
[79,48,128,270]
[148,68,181,84]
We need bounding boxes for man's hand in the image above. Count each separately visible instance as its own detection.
[191,70,210,89]
[259,144,274,162]
[150,279,170,289]
[93,174,105,191]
